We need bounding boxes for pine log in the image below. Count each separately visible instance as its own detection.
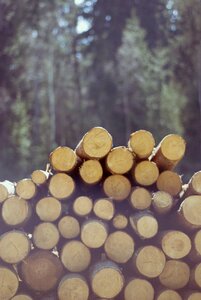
[20,250,63,292]
[33,222,60,250]
[182,292,201,300]
[16,179,36,200]
[155,289,182,300]
[133,161,159,186]
[156,171,182,196]
[112,214,128,229]
[151,134,186,170]
[36,196,62,222]
[75,127,112,159]
[90,260,124,299]
[0,230,30,264]
[189,262,201,289]
[124,278,154,300]
[188,229,201,261]
[103,174,131,201]
[184,171,201,196]
[73,196,93,217]
[128,130,155,159]
[159,260,190,289]
[58,216,80,239]
[48,173,75,200]
[11,295,33,300]
[0,266,19,300]
[0,180,15,203]
[79,159,103,185]
[129,212,158,239]
[31,170,49,185]
[152,191,174,214]
[49,146,79,172]
[93,198,115,220]
[178,195,201,229]
[60,240,91,272]
[130,187,152,210]
[58,274,89,300]
[81,219,108,248]
[105,146,134,174]
[104,231,135,263]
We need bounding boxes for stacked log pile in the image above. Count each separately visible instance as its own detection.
[0,127,201,300]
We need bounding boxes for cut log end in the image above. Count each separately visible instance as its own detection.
[106,146,134,174]
[130,213,158,239]
[31,170,49,185]
[156,171,182,196]
[33,222,60,250]
[93,198,115,220]
[124,278,154,300]
[36,196,62,222]
[128,130,155,159]
[103,174,131,201]
[58,274,89,300]
[58,216,80,239]
[130,187,152,210]
[156,290,182,300]
[152,191,173,214]
[79,159,103,184]
[0,180,15,202]
[0,266,19,300]
[73,196,93,216]
[49,173,75,200]
[50,146,78,172]
[133,161,159,186]
[16,179,36,200]
[81,220,108,249]
[179,195,201,228]
[11,295,33,300]
[112,214,128,229]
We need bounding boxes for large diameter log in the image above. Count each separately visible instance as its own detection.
[156,171,182,196]
[129,212,158,239]
[151,134,186,170]
[124,278,154,300]
[20,250,63,292]
[112,214,128,229]
[81,219,108,248]
[133,245,166,278]
[0,266,19,300]
[79,159,103,185]
[58,274,89,300]
[155,289,182,300]
[133,161,159,186]
[49,173,75,200]
[16,179,36,200]
[0,180,15,203]
[128,130,155,159]
[159,260,190,289]
[50,146,78,172]
[93,198,115,220]
[31,170,49,185]
[90,260,124,299]
[76,127,113,159]
[60,240,91,272]
[0,230,30,264]
[152,191,174,214]
[106,146,134,174]
[73,196,93,217]
[58,216,80,239]
[178,195,201,229]
[184,171,201,196]
[33,222,60,250]
[104,231,135,263]
[189,262,201,289]
[188,229,201,261]
[11,295,33,300]
[103,174,131,201]
[130,187,152,210]
[36,197,62,222]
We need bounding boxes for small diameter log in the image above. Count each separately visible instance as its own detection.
[188,229,201,261]
[129,212,158,239]
[93,198,115,220]
[2,196,31,226]
[58,216,80,239]
[151,134,186,170]
[11,295,33,300]
[128,130,155,159]
[130,187,152,210]
[36,197,62,222]
[33,222,60,250]
[183,292,201,300]
[60,240,91,272]
[0,230,30,264]
[133,161,159,186]
[16,179,36,200]
[21,250,63,292]
[49,173,75,200]
[156,171,182,196]
[90,260,124,299]
[160,230,191,259]
[31,170,49,185]
[155,289,182,300]
[0,266,19,300]
[189,262,201,289]
[50,146,78,172]
[75,127,113,159]
[103,174,131,201]
[159,260,190,290]
[106,146,134,174]
[58,274,89,300]
[73,196,93,217]
[133,245,166,278]
[178,195,201,229]
[0,180,15,203]
[112,214,128,229]
[104,231,135,263]
[185,171,201,196]
[152,191,174,214]
[124,278,154,300]
[79,159,103,185]
[81,219,108,248]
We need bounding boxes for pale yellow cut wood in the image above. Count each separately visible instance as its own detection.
[130,212,158,239]
[106,146,134,174]
[151,134,186,170]
[58,216,80,239]
[31,170,49,185]
[159,260,190,289]
[104,231,135,263]
[49,173,75,200]
[50,146,78,172]
[152,191,173,214]
[183,292,201,300]
[130,187,152,210]
[155,289,182,300]
[73,196,93,216]
[133,161,159,186]
[81,219,108,248]
[58,274,89,300]
[79,159,103,184]
[188,229,201,261]
[0,180,15,203]
[112,214,128,229]
[0,266,19,300]
[16,178,36,200]
[128,130,155,159]
[93,198,115,220]
[189,262,201,288]
[124,278,154,300]
[33,222,60,250]
[61,240,91,272]
[179,195,201,229]
[103,174,131,201]
[36,196,62,222]
[185,171,201,196]
[156,171,182,196]
[21,250,63,292]
[11,295,33,300]
[0,231,30,264]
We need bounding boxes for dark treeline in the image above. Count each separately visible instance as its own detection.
[0,0,200,180]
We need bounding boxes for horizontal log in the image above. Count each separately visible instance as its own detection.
[16,178,36,200]
[103,174,131,201]
[31,170,50,185]
[11,295,33,300]
[184,171,201,196]
[155,289,182,300]
[128,130,155,159]
[48,173,75,200]
[73,195,93,217]
[33,222,60,250]
[188,229,201,261]
[50,146,78,172]
[178,195,201,229]
[130,212,158,239]
[106,146,134,174]
[152,191,174,214]
[93,198,115,220]
[79,159,103,185]
[112,214,128,229]
[156,170,182,196]
[0,180,15,203]
[58,274,89,300]
[124,278,154,300]
[81,219,108,248]
[133,161,159,186]
[36,196,62,222]
[58,216,80,239]
[0,266,19,300]
[130,187,152,210]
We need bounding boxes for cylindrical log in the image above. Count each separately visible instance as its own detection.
[60,240,91,272]
[79,159,103,184]
[36,196,62,222]
[133,161,159,186]
[129,212,158,239]
[33,222,60,250]
[182,292,201,300]
[0,230,30,264]
[151,134,186,170]
[188,229,201,261]
[81,219,108,248]
[31,170,50,185]
[73,196,93,217]
[104,231,135,263]
[156,171,182,196]
[103,174,131,201]
[11,295,33,300]
[189,262,201,289]
[128,130,155,159]
[16,179,36,200]
[58,274,89,300]
[48,173,75,200]
[58,216,80,239]
[93,198,115,220]
[124,278,154,300]
[0,180,15,203]
[0,266,19,300]
[105,146,134,174]
[155,289,182,300]
[49,146,79,172]
[178,195,201,229]
[152,191,174,214]
[184,171,201,196]
[112,214,128,229]
[130,187,152,210]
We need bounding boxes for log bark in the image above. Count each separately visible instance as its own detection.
[112,214,128,229]
[133,161,159,186]
[156,171,182,196]
[0,266,19,300]
[81,219,108,249]
[130,187,152,210]
[184,171,201,196]
[129,212,158,239]
[152,191,174,214]
[58,216,80,239]
[33,222,60,250]
[31,170,49,185]
[58,274,89,300]
[103,174,131,201]
[105,146,134,174]
[128,130,155,159]
[73,196,93,217]
[36,196,61,222]
[178,195,201,229]
[49,173,75,200]
[49,146,78,172]
[0,180,15,203]
[79,159,103,185]
[16,179,36,200]
[93,198,115,220]
[124,278,154,300]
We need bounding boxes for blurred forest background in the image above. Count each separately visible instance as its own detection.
[0,0,201,181]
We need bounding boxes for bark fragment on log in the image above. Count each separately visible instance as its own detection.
[124,278,154,300]
[58,274,89,300]
[93,198,115,220]
[50,146,78,172]
[33,222,60,250]
[0,266,19,300]
[130,212,158,239]
[36,196,62,222]
[152,191,174,214]
[16,179,36,200]
[133,161,159,186]
[128,130,155,159]
[106,146,134,174]
[156,171,182,196]
[31,170,49,185]
[73,196,93,217]
[49,173,75,200]
[58,216,80,239]
[130,187,152,210]
[103,174,131,201]
[178,195,201,229]
[79,159,103,185]
[0,180,15,203]
[81,219,108,248]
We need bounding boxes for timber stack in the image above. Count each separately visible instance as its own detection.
[0,127,201,300]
